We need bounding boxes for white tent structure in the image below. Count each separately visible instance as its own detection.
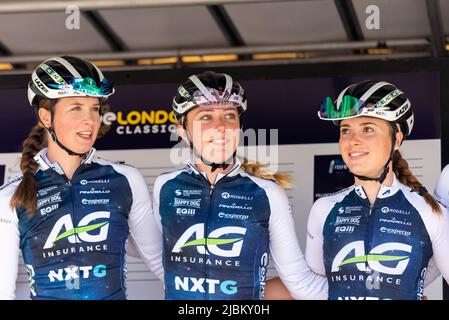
[0,0,447,73]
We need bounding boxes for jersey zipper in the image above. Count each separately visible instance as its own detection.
[187,163,239,299]
[191,171,216,300]
[204,183,215,300]
[365,193,378,298]
[194,169,234,299]
[60,165,84,295]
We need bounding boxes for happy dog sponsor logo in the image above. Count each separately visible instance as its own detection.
[173,198,201,208]
[335,216,361,226]
[81,198,110,205]
[174,189,202,197]
[37,192,62,209]
[79,188,111,195]
[80,179,110,186]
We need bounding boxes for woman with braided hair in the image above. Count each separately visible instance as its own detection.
[0,56,162,299]
[152,71,327,300]
[303,80,449,300]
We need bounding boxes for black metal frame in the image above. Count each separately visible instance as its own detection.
[207,5,245,47]
[334,0,366,54]
[82,10,128,52]
[0,41,11,56]
[426,0,447,58]
[206,5,250,61]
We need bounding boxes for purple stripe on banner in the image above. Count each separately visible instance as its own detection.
[0,72,440,152]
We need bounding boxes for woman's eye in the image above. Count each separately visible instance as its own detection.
[340,128,349,135]
[70,106,81,111]
[92,106,100,112]
[199,114,211,121]
[225,113,237,119]
[363,126,374,133]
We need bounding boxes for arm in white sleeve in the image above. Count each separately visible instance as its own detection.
[0,192,20,299]
[424,256,440,287]
[267,183,328,300]
[151,176,163,234]
[433,164,449,208]
[305,198,330,276]
[123,166,164,281]
[425,205,449,286]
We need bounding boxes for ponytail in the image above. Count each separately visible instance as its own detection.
[393,150,442,215]
[10,99,53,215]
[240,157,293,189]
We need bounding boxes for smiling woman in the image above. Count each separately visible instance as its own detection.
[152,71,327,300]
[0,56,164,300]
[304,80,449,300]
[339,117,399,198]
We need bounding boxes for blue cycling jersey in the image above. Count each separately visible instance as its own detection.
[0,148,163,300]
[305,175,449,300]
[153,159,327,300]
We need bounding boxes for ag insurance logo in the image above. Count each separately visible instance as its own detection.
[172,223,246,258]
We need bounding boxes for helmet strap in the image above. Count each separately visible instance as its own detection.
[45,108,88,158]
[193,146,234,173]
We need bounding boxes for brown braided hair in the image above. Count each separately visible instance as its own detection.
[9,99,53,214]
[393,150,442,215]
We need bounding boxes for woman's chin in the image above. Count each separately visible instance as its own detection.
[351,169,380,179]
[347,165,368,177]
[70,145,93,155]
[202,155,233,165]
[202,151,235,164]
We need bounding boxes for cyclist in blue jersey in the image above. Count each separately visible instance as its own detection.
[304,80,449,300]
[152,71,327,300]
[0,56,162,299]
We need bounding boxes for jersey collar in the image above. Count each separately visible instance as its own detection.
[34,147,96,175]
[354,173,400,200]
[187,157,241,184]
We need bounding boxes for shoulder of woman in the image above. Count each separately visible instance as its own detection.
[153,168,189,192]
[310,186,355,215]
[0,174,23,198]
[239,170,278,188]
